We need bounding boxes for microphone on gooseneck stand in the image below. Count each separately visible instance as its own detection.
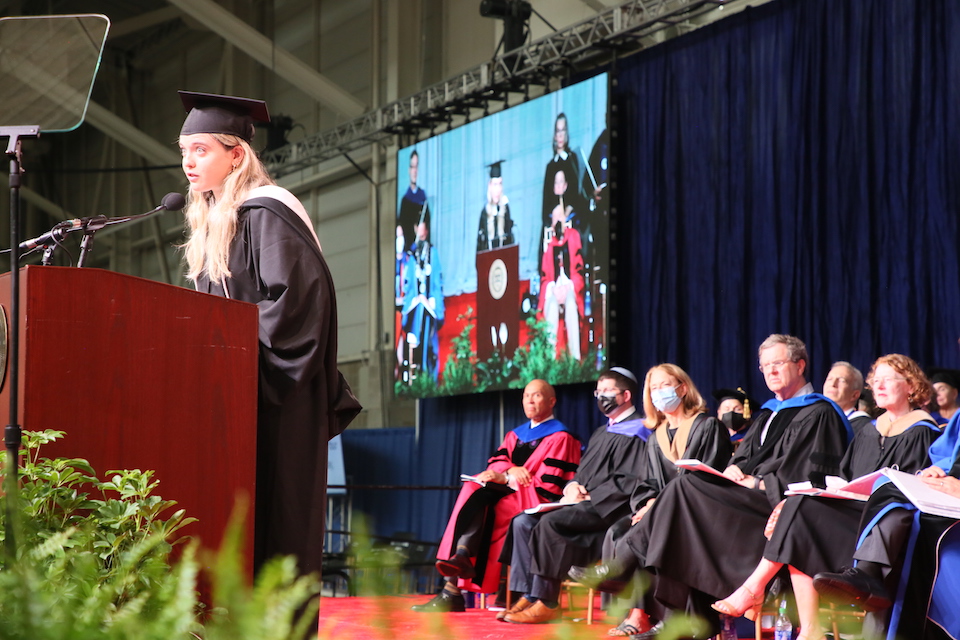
[76,193,188,267]
[105,192,187,226]
[161,192,187,211]
[19,218,84,252]
[19,192,188,255]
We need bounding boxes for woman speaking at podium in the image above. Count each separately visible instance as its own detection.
[176,91,360,577]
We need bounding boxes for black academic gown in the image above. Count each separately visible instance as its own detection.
[527,420,649,581]
[630,414,734,510]
[196,196,359,576]
[541,152,586,231]
[764,414,938,578]
[601,414,733,587]
[397,188,428,252]
[626,400,848,617]
[850,413,875,438]
[476,201,514,252]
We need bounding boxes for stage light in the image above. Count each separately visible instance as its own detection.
[480,0,531,53]
[260,114,296,152]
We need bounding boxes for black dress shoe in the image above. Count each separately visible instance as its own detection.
[435,554,476,579]
[566,563,627,592]
[410,590,466,612]
[813,566,892,612]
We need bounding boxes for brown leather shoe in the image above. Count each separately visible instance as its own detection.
[504,600,560,624]
[496,596,533,621]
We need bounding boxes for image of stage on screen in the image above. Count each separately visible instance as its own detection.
[393,73,610,399]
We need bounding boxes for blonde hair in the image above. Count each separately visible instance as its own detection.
[181,134,273,285]
[642,363,708,429]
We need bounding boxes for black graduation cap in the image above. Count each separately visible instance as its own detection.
[712,387,756,417]
[929,368,960,390]
[178,91,270,143]
[487,159,505,179]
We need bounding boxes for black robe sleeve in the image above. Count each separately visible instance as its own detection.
[630,415,733,511]
[233,200,335,406]
[750,402,848,504]
[575,427,649,520]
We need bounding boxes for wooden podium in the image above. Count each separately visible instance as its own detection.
[0,266,259,565]
[476,244,520,362]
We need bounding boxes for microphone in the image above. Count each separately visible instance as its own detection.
[19,219,87,251]
[18,193,187,251]
[105,192,186,226]
[160,192,187,211]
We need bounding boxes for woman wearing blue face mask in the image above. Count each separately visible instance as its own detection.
[573,364,733,637]
[638,364,735,516]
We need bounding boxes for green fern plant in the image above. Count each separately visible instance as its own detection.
[0,430,319,640]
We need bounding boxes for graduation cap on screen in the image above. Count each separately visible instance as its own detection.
[712,387,755,419]
[178,91,270,143]
[487,159,505,179]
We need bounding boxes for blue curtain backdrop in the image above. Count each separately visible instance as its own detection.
[350,0,960,544]
[618,0,960,397]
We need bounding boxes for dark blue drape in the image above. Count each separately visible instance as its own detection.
[350,0,960,545]
[619,0,960,395]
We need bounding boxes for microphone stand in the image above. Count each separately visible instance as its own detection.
[26,203,169,268]
[1,124,39,559]
[76,216,108,268]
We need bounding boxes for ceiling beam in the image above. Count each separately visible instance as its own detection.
[166,0,367,119]
[21,186,73,222]
[108,6,182,39]
[578,0,609,12]
[82,101,183,179]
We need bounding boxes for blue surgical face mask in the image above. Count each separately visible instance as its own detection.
[651,386,682,413]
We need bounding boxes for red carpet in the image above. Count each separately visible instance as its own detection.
[317,594,611,640]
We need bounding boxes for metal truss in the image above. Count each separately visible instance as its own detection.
[263,0,730,178]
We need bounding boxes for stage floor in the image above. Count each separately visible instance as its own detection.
[317,594,610,640]
[316,594,769,639]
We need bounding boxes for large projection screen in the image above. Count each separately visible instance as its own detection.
[394,72,610,398]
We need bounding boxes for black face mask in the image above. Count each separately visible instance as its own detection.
[721,411,748,433]
[597,394,620,416]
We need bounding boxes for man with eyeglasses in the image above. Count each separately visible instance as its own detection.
[500,367,651,624]
[577,334,851,638]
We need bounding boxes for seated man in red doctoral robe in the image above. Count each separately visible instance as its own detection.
[411,379,582,612]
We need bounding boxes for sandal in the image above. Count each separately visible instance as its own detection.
[607,621,641,636]
[711,585,764,621]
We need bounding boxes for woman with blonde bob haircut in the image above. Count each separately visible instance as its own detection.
[576,363,732,637]
[176,91,359,579]
[641,363,708,429]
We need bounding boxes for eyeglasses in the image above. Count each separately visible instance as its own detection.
[758,360,795,373]
[869,376,906,387]
[594,389,621,398]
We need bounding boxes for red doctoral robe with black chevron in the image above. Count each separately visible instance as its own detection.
[437,419,582,593]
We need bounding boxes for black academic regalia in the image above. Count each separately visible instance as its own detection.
[850,413,875,438]
[476,201,515,251]
[196,196,356,576]
[764,415,938,578]
[600,414,733,602]
[541,153,586,231]
[397,188,428,252]
[627,400,848,611]
[527,422,649,581]
[630,414,734,510]
[580,129,609,282]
